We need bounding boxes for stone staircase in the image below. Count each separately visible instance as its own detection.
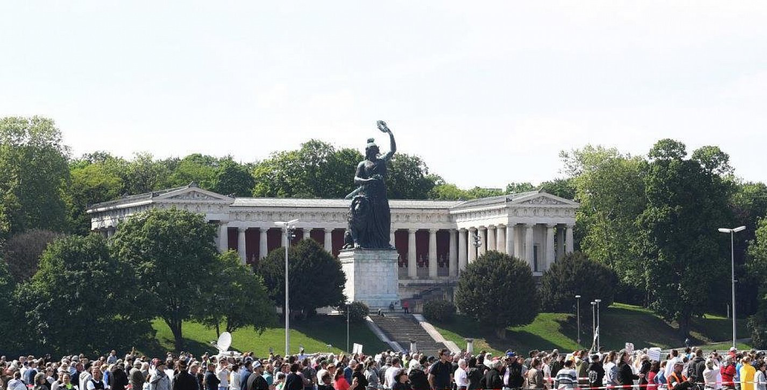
[369,314,446,355]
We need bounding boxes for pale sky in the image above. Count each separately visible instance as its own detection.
[2,1,766,188]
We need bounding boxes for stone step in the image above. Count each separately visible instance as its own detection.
[369,314,445,355]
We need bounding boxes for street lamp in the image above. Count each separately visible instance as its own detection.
[346,301,351,353]
[594,299,601,351]
[471,232,481,261]
[575,295,581,346]
[591,301,596,351]
[718,225,746,349]
[276,218,298,356]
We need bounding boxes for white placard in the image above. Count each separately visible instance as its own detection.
[625,343,634,355]
[648,348,662,362]
[353,343,363,354]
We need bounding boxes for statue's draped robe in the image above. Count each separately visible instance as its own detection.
[355,158,391,248]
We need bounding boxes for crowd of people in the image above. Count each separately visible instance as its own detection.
[2,346,766,390]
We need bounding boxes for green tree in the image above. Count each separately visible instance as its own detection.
[386,154,439,200]
[505,182,536,194]
[253,140,361,198]
[197,251,275,335]
[748,218,767,348]
[0,259,16,352]
[110,207,218,350]
[123,152,171,194]
[637,140,734,337]
[2,229,62,282]
[731,182,767,315]
[561,145,647,297]
[258,239,346,316]
[213,159,256,197]
[429,183,470,200]
[0,116,70,236]
[538,178,576,200]
[539,252,618,311]
[66,154,126,235]
[17,235,152,356]
[455,251,538,338]
[166,154,219,189]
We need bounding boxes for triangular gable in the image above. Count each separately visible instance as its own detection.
[155,185,234,203]
[511,191,579,207]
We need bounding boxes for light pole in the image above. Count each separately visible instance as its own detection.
[276,218,298,356]
[575,295,581,346]
[595,298,601,351]
[346,302,350,353]
[591,301,596,350]
[718,225,746,349]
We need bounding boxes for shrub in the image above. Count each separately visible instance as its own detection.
[423,300,456,322]
[539,252,618,312]
[345,301,370,323]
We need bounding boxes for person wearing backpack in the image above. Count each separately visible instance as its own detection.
[688,350,706,390]
[587,355,604,390]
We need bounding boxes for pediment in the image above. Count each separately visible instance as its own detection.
[156,187,234,203]
[512,192,579,207]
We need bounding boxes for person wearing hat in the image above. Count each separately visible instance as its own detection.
[148,362,170,390]
[668,360,694,390]
[722,356,737,390]
[406,363,427,390]
[171,360,195,390]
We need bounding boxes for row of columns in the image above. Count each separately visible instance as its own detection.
[458,223,574,273]
[215,222,575,275]
[217,223,338,264]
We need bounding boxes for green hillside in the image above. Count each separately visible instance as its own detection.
[137,315,388,357]
[431,303,750,355]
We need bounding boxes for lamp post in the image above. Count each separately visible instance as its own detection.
[591,301,596,350]
[575,295,581,346]
[276,218,298,356]
[595,298,601,351]
[347,302,351,353]
[718,225,746,349]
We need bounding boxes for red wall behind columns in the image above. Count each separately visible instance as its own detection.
[395,230,408,267]
[309,229,324,246]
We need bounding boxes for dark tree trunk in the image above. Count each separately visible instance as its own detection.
[166,318,184,351]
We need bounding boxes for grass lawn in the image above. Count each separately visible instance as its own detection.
[137,315,388,357]
[431,303,750,355]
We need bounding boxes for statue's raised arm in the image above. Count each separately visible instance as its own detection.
[377,120,396,162]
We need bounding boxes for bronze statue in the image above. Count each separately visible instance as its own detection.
[343,120,396,249]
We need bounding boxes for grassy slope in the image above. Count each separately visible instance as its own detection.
[432,303,750,355]
[139,315,388,357]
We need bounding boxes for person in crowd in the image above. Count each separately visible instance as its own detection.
[205,363,221,390]
[754,361,766,390]
[526,358,545,390]
[647,360,660,390]
[229,364,241,390]
[428,350,452,390]
[454,359,468,390]
[587,354,604,390]
[668,361,695,390]
[618,351,642,389]
[466,357,482,390]
[216,360,229,390]
[246,363,268,390]
[554,359,576,390]
[333,370,349,390]
[392,370,410,390]
[723,356,737,390]
[130,362,145,390]
[317,372,333,390]
[480,359,503,390]
[741,357,757,390]
[363,360,379,390]
[149,362,170,390]
[284,365,303,390]
[88,367,108,390]
[34,373,50,390]
[406,363,428,390]
[349,362,367,390]
[703,358,721,390]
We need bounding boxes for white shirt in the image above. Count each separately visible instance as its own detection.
[230,370,241,390]
[217,367,230,387]
[8,379,27,390]
[454,367,468,388]
[385,366,400,389]
[665,358,680,380]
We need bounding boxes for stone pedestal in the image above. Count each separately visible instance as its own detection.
[339,249,400,309]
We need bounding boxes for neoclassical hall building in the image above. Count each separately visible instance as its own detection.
[88,184,579,299]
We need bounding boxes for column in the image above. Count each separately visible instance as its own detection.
[408,229,417,279]
[390,230,396,248]
[557,226,566,260]
[259,228,268,259]
[525,224,534,265]
[458,228,468,272]
[487,226,496,252]
[468,228,477,263]
[478,227,487,257]
[303,228,311,240]
[496,226,506,254]
[566,224,574,254]
[506,224,515,257]
[428,229,438,278]
[218,222,229,253]
[546,224,556,271]
[237,228,247,264]
[449,229,458,277]
[323,228,333,252]
[106,228,115,238]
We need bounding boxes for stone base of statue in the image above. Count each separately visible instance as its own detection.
[339,248,400,309]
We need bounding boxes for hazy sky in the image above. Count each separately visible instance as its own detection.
[2,1,766,188]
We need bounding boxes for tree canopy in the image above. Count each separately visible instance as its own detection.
[109,207,219,350]
[455,251,538,338]
[258,239,346,315]
[539,252,618,312]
